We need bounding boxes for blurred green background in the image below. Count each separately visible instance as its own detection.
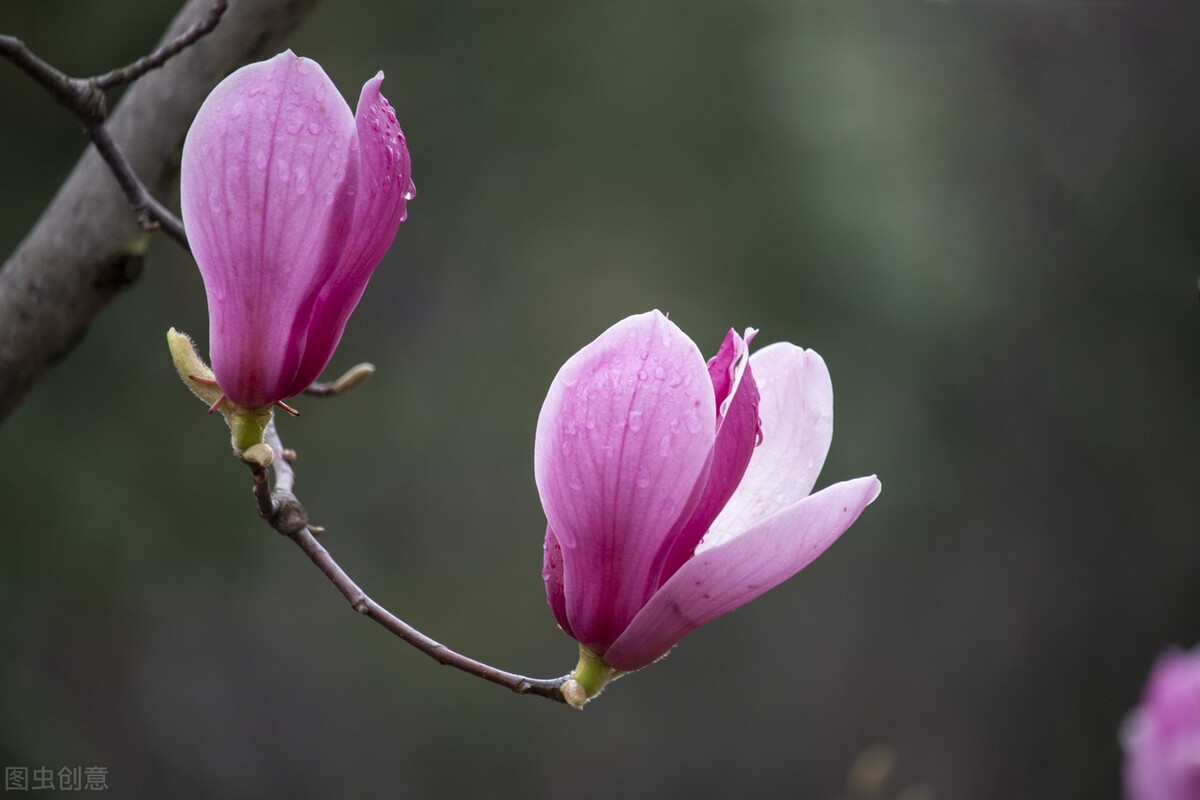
[1,1,1197,798]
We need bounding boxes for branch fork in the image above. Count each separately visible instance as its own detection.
[0,0,230,249]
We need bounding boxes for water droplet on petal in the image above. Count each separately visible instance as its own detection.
[207,187,222,214]
[308,121,323,135]
[685,407,703,434]
[570,473,583,491]
[628,410,643,432]
[637,370,648,381]
[654,366,666,380]
[585,411,596,431]
[659,434,671,456]
[276,159,291,183]
[635,466,651,488]
[561,439,573,456]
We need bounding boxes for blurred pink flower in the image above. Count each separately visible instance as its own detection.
[181,50,413,408]
[1125,646,1200,800]
[535,310,880,675]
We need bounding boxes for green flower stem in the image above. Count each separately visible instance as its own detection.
[561,646,622,709]
[229,405,272,451]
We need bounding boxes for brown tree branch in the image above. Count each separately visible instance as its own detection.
[0,0,320,424]
[243,424,570,704]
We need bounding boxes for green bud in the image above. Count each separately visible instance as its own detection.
[330,362,375,395]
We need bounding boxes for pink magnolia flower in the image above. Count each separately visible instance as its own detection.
[1124,646,1200,800]
[535,310,880,698]
[181,50,413,409]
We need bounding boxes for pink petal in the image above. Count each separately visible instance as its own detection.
[1125,647,1200,800]
[704,344,834,548]
[604,475,881,671]
[1143,649,1200,734]
[534,311,716,653]
[541,525,574,638]
[289,72,414,393]
[181,51,358,406]
[657,328,761,585]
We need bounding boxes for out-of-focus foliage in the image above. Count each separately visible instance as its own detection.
[1,1,1196,798]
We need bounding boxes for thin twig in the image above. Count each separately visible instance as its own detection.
[305,363,376,398]
[0,0,229,250]
[245,423,569,703]
[0,36,103,121]
[88,125,189,248]
[94,0,229,90]
[305,381,347,398]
